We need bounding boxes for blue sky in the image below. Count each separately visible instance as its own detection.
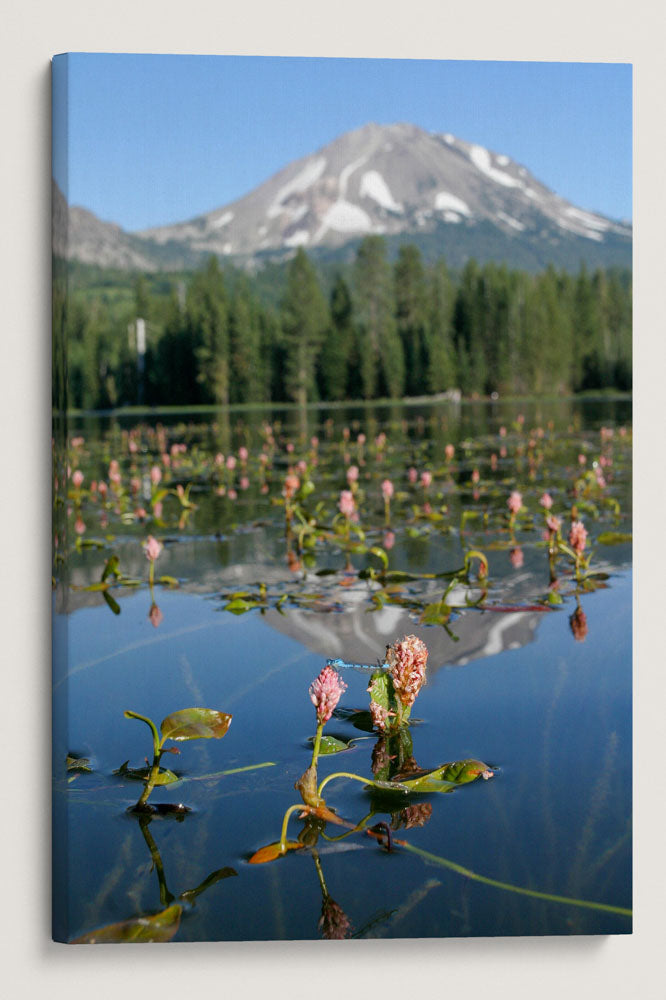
[53,54,632,231]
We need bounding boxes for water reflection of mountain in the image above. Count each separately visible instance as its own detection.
[62,537,631,673]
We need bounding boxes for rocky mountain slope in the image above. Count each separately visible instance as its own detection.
[55,122,632,273]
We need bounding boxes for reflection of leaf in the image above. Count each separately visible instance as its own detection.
[179,867,237,903]
[101,554,120,582]
[403,759,493,792]
[161,708,232,742]
[72,904,182,944]
[113,761,179,786]
[248,841,303,864]
[596,531,632,545]
[102,590,121,615]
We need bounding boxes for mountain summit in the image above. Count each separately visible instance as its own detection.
[60,123,632,272]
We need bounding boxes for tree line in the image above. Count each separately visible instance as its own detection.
[58,237,632,410]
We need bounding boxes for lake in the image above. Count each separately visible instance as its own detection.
[52,396,632,941]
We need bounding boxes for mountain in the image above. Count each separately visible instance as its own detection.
[56,123,632,273]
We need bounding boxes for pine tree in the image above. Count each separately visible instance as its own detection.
[280,248,329,407]
[186,256,230,406]
[317,273,354,400]
[352,236,405,399]
[425,260,457,393]
[394,245,429,396]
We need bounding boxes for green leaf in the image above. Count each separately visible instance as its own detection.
[369,546,389,569]
[419,601,452,625]
[248,841,303,864]
[596,531,632,545]
[179,867,237,903]
[71,904,182,944]
[160,707,232,742]
[310,735,353,755]
[101,554,120,582]
[368,670,391,716]
[404,759,493,790]
[157,575,179,587]
[66,755,92,773]
[113,761,179,786]
[547,591,563,605]
[224,597,259,614]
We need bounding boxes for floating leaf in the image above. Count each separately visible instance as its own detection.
[157,575,180,587]
[113,761,179,786]
[66,754,92,773]
[419,601,452,625]
[72,904,182,944]
[161,708,232,742]
[248,841,303,864]
[596,531,632,545]
[310,735,354,755]
[224,598,260,614]
[547,591,563,606]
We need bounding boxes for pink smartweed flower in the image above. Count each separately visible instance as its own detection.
[507,490,522,515]
[408,466,418,484]
[286,442,295,453]
[346,465,359,484]
[144,535,163,562]
[226,455,237,471]
[420,470,432,489]
[310,665,347,725]
[540,492,553,510]
[98,481,108,499]
[338,490,356,519]
[369,700,391,733]
[569,520,588,553]
[297,459,307,475]
[445,443,455,461]
[238,446,249,463]
[153,501,163,519]
[578,453,587,466]
[383,530,395,550]
[471,468,480,484]
[240,476,250,490]
[381,479,394,501]
[283,473,300,499]
[357,433,366,446]
[227,488,238,501]
[214,453,224,467]
[72,470,84,489]
[150,465,162,486]
[311,436,319,448]
[546,514,562,535]
[490,453,498,470]
[386,635,428,709]
[499,426,507,438]
[130,476,141,495]
[375,432,387,449]
[74,516,86,535]
[70,436,84,448]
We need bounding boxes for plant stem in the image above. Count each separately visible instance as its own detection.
[279,803,305,854]
[310,722,324,769]
[399,841,631,918]
[317,771,372,798]
[124,710,161,758]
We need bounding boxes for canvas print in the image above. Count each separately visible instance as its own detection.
[52,53,632,943]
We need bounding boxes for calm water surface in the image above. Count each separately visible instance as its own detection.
[53,397,632,940]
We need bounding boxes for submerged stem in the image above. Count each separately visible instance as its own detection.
[399,841,631,918]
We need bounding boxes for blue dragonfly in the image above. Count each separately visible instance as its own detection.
[326,656,389,675]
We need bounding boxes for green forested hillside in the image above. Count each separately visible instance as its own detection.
[56,239,631,411]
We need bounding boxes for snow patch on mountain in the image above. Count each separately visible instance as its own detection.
[496,154,510,167]
[435,191,471,216]
[564,206,610,232]
[211,210,233,229]
[443,133,455,144]
[315,199,372,240]
[267,157,326,219]
[556,216,604,241]
[443,211,462,224]
[497,211,525,232]
[359,170,403,212]
[470,145,522,188]
[284,229,310,247]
